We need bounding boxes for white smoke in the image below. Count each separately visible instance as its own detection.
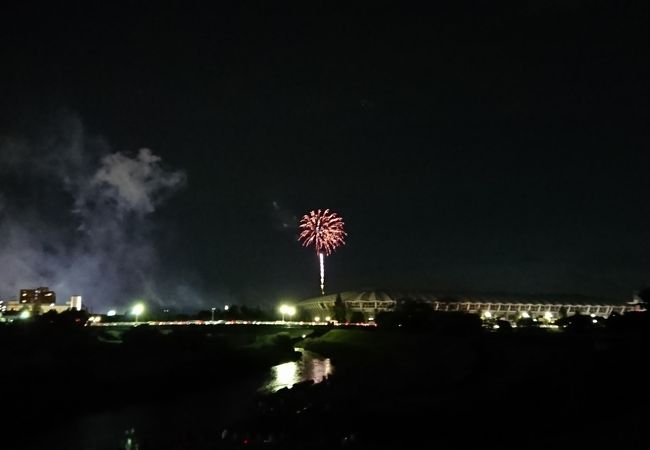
[89,148,185,215]
[0,115,185,310]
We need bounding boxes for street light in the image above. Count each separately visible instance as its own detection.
[279,304,296,322]
[224,305,230,311]
[131,303,145,323]
[211,307,216,321]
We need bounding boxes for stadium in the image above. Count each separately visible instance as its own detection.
[299,290,643,322]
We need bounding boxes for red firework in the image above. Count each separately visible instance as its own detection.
[298,209,347,255]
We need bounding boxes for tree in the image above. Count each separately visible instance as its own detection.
[333,294,346,323]
[40,309,58,323]
[31,301,42,316]
[395,300,434,330]
[558,311,593,333]
[297,308,312,322]
[375,311,398,328]
[196,310,211,321]
[638,287,650,310]
[516,317,537,328]
[349,311,365,323]
[496,319,512,332]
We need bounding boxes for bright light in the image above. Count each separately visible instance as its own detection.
[224,305,230,311]
[544,311,553,320]
[325,316,331,321]
[319,252,325,295]
[590,314,596,318]
[314,316,320,322]
[279,304,296,321]
[592,319,598,324]
[279,305,289,314]
[493,324,500,329]
[301,334,306,338]
[521,311,530,319]
[107,310,116,317]
[274,361,298,389]
[132,303,145,316]
[368,316,374,321]
[483,311,492,319]
[131,303,145,323]
[19,310,30,319]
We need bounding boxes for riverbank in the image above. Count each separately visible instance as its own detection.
[6,323,648,449]
[233,327,650,448]
[1,323,313,449]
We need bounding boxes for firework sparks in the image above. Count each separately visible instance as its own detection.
[299,209,347,294]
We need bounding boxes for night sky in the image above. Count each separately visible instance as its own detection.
[1,1,650,309]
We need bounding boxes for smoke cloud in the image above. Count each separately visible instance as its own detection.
[88,148,186,215]
[0,115,186,310]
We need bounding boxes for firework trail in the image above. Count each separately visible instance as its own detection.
[299,209,347,294]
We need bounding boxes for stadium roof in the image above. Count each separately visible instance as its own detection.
[300,290,628,306]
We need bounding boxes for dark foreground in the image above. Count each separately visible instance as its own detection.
[218,325,649,450]
[2,314,649,449]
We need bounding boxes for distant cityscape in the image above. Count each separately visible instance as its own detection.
[1,285,646,326]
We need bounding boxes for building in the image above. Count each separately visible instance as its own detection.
[1,288,71,317]
[299,290,644,322]
[19,287,56,305]
[69,295,82,311]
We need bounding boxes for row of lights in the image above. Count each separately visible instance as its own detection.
[483,310,603,325]
[482,311,555,321]
[103,303,146,322]
[100,303,374,324]
[104,303,240,324]
[105,303,299,324]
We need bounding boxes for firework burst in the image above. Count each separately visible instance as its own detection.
[299,209,347,294]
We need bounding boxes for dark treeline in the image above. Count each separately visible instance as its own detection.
[373,298,650,335]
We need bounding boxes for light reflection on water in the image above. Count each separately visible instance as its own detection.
[42,350,333,449]
[260,348,334,393]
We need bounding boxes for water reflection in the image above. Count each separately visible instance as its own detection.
[261,349,334,393]
[274,361,299,387]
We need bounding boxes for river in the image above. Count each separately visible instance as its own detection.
[259,348,334,393]
[30,349,333,450]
